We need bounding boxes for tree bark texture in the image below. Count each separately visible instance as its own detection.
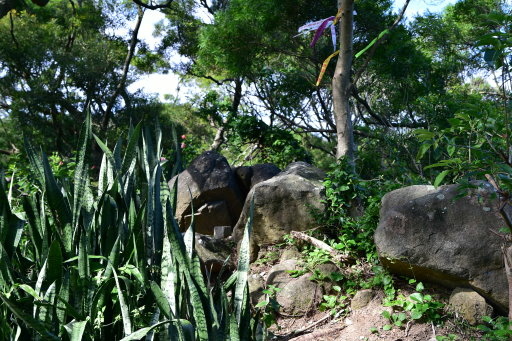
[210,78,243,151]
[332,0,355,164]
[503,245,512,327]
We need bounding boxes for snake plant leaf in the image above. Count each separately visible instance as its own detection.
[119,321,172,341]
[234,199,254,325]
[46,240,63,287]
[90,278,115,325]
[17,284,41,301]
[150,280,171,319]
[161,206,177,316]
[64,320,88,341]
[183,188,195,261]
[93,134,118,175]
[121,122,142,176]
[0,293,60,340]
[0,177,24,258]
[164,202,210,340]
[22,195,43,264]
[113,137,123,172]
[37,281,57,326]
[56,271,70,325]
[24,136,46,189]
[152,165,164,267]
[72,113,92,235]
[111,265,132,336]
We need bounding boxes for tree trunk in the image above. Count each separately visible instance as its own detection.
[503,245,512,335]
[210,78,243,151]
[332,0,355,165]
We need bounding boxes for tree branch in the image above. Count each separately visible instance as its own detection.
[352,0,411,85]
[131,0,174,10]
[290,231,354,264]
[102,5,144,131]
[9,11,18,49]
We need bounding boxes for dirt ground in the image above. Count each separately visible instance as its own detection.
[266,288,483,340]
[251,246,485,341]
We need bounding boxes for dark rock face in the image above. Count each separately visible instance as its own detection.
[194,234,235,280]
[375,183,508,312]
[168,151,244,234]
[233,162,325,254]
[233,163,281,194]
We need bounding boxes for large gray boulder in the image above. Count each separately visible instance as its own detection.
[168,151,244,234]
[233,162,325,249]
[266,259,323,315]
[375,182,508,312]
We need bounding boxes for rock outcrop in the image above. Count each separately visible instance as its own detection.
[168,151,244,234]
[233,162,326,250]
[375,182,508,312]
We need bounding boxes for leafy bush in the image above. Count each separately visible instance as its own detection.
[0,115,262,340]
[314,159,401,260]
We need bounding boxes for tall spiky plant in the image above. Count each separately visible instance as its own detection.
[0,114,261,340]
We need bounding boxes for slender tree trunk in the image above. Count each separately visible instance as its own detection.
[210,78,243,151]
[332,0,355,164]
[101,5,144,133]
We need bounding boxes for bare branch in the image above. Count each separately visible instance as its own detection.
[102,5,144,131]
[290,231,354,264]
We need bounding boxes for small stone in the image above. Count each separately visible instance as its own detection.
[351,289,374,310]
[248,274,265,306]
[449,287,493,325]
[280,246,301,261]
[213,225,232,239]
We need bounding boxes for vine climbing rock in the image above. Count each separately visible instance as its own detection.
[233,162,326,261]
[168,151,244,235]
[375,182,509,313]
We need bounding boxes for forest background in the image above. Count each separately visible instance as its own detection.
[0,0,510,180]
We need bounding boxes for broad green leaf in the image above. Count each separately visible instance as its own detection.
[434,170,450,187]
[18,284,41,301]
[409,293,423,303]
[410,309,423,320]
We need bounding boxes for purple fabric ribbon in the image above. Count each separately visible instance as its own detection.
[310,16,335,48]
